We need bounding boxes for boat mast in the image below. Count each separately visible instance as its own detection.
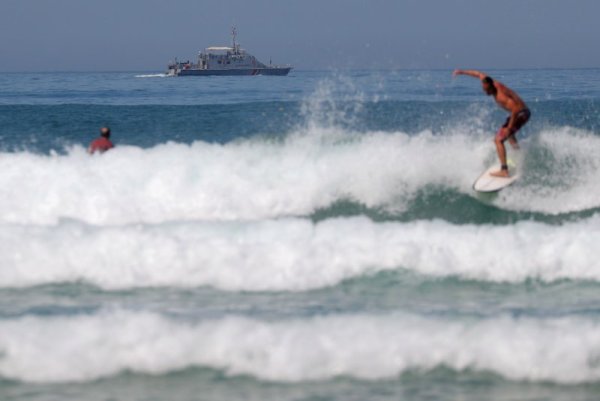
[231,26,238,53]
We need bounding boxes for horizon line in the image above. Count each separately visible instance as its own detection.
[1,66,600,74]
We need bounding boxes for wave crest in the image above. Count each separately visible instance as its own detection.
[1,127,598,225]
[2,311,600,383]
[1,216,599,290]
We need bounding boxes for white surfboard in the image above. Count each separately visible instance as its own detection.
[473,164,519,193]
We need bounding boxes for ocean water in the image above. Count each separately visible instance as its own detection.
[0,69,599,401]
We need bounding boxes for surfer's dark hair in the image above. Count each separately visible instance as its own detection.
[100,127,111,138]
[482,76,494,85]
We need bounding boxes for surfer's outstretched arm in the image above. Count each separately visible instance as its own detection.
[453,69,487,80]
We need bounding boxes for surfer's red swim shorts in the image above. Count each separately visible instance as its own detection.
[496,108,531,142]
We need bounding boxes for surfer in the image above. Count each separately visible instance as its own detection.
[453,69,530,177]
[88,127,114,154]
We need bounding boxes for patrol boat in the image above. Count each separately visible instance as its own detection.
[167,28,292,76]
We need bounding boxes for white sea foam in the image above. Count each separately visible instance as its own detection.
[0,128,484,225]
[2,311,600,383]
[1,216,599,290]
[0,127,598,226]
[134,73,167,78]
[495,126,600,213]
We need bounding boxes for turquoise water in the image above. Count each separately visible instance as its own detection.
[0,69,600,400]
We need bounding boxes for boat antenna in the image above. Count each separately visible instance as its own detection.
[231,26,237,52]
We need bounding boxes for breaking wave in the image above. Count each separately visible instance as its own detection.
[0,126,598,226]
[2,311,600,384]
[1,216,599,290]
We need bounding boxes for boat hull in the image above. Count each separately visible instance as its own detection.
[174,67,292,76]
